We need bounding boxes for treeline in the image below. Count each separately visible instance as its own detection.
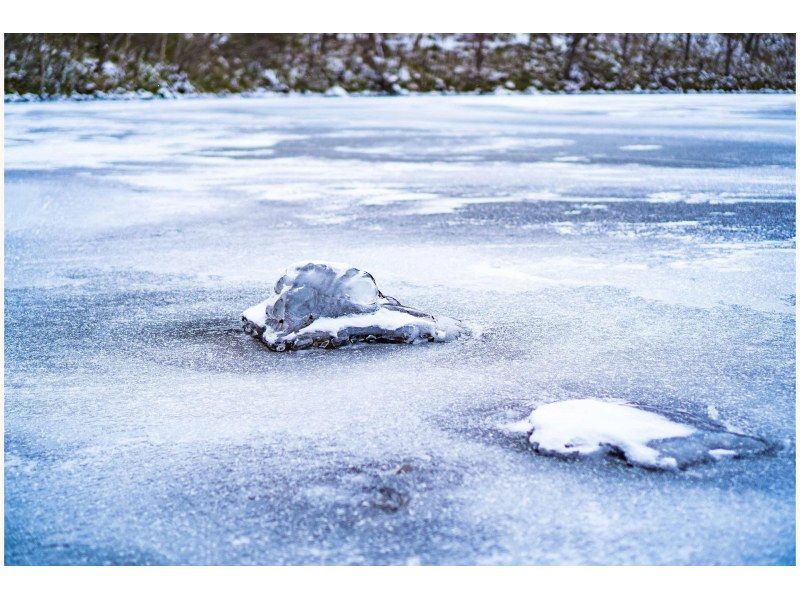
[4,33,796,98]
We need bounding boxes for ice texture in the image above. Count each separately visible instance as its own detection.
[512,399,771,470]
[241,262,466,350]
[4,94,795,565]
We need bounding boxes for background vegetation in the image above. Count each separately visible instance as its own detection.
[5,33,796,98]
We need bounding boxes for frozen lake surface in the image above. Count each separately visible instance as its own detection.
[4,94,795,565]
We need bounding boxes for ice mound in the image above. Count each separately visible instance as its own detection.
[510,399,770,470]
[242,262,468,351]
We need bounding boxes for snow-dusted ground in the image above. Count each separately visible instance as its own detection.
[4,94,795,565]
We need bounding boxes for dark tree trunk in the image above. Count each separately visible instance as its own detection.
[563,33,584,80]
[473,33,487,76]
[39,34,48,96]
[621,33,630,62]
[95,33,108,73]
[725,35,737,76]
[649,34,661,78]
[744,33,755,54]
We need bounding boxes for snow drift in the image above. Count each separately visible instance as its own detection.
[242,262,467,351]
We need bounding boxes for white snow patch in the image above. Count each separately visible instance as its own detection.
[241,299,270,328]
[709,449,738,459]
[295,309,429,336]
[620,144,663,151]
[553,155,590,163]
[519,399,696,469]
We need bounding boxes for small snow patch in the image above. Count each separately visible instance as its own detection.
[521,399,693,469]
[708,449,737,459]
[553,155,590,163]
[511,399,770,470]
[620,144,662,151]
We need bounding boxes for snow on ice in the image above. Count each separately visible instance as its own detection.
[508,399,770,470]
[242,262,467,350]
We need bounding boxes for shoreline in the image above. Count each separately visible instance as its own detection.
[5,87,795,104]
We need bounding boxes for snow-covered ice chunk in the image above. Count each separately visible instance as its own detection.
[242,262,468,351]
[512,399,770,470]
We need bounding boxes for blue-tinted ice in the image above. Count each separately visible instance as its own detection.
[4,94,795,565]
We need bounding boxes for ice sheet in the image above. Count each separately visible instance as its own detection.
[4,94,795,565]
